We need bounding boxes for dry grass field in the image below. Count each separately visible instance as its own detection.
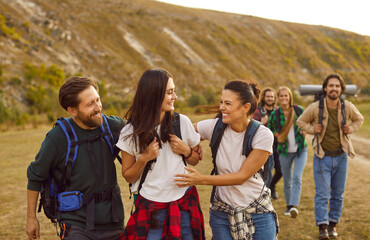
[0,112,369,239]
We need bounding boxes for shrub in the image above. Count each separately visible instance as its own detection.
[188,92,207,107]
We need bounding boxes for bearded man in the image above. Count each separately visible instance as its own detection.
[297,73,363,240]
[26,76,125,240]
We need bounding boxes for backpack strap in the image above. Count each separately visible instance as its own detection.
[100,114,114,154]
[293,105,302,116]
[209,118,227,175]
[172,112,187,166]
[275,108,282,133]
[242,119,261,157]
[315,96,325,155]
[100,114,122,163]
[339,98,346,129]
[56,118,79,188]
[209,117,227,203]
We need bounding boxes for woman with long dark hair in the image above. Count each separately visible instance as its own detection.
[268,86,307,218]
[116,68,205,240]
[175,80,278,240]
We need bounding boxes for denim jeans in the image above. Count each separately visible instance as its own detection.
[313,153,348,226]
[209,209,277,240]
[147,208,193,240]
[279,147,307,206]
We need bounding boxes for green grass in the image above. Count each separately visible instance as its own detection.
[354,102,370,138]
[0,109,369,239]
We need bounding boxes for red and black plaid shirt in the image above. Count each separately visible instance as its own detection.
[120,186,205,240]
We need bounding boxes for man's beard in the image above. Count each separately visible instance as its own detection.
[327,91,340,100]
[265,102,275,107]
[76,111,102,128]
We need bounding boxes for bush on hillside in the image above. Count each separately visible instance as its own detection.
[188,92,207,107]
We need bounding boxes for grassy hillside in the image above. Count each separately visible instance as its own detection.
[0,0,369,125]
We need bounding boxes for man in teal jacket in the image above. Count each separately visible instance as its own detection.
[26,76,125,240]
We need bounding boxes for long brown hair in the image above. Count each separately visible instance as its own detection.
[125,68,173,153]
[277,86,294,143]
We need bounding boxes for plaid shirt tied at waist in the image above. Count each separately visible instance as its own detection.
[120,186,205,240]
[211,192,279,240]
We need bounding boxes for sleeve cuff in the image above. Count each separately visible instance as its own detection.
[27,181,43,192]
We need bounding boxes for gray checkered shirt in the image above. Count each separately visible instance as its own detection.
[211,192,279,240]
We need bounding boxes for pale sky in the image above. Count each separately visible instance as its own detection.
[156,0,370,36]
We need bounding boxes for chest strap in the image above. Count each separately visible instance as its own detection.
[83,184,121,230]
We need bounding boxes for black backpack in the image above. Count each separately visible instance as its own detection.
[38,114,122,229]
[209,118,274,203]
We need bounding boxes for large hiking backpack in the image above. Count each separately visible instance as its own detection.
[314,95,346,155]
[38,114,122,227]
[130,112,187,199]
[209,118,274,203]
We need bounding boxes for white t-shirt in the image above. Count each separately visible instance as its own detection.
[116,114,200,202]
[197,118,273,207]
[287,124,298,153]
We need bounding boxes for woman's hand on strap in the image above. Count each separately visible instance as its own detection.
[169,134,191,156]
[140,137,159,163]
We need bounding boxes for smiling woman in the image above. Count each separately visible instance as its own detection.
[117,68,205,239]
[268,86,307,219]
[174,79,279,240]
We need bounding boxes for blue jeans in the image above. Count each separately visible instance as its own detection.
[147,208,193,240]
[279,147,307,206]
[209,209,277,240]
[313,153,348,226]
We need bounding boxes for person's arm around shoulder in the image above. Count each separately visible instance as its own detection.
[297,103,317,135]
[344,101,364,134]
[26,190,40,240]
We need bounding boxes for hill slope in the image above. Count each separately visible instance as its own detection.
[0,0,369,121]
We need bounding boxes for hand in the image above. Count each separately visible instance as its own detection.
[196,144,203,160]
[169,134,189,156]
[174,167,203,187]
[26,217,40,240]
[141,138,159,162]
[314,124,322,134]
[300,129,306,136]
[343,124,351,134]
[261,115,269,125]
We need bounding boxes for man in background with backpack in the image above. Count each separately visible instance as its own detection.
[253,87,281,199]
[26,76,125,240]
[297,73,363,240]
